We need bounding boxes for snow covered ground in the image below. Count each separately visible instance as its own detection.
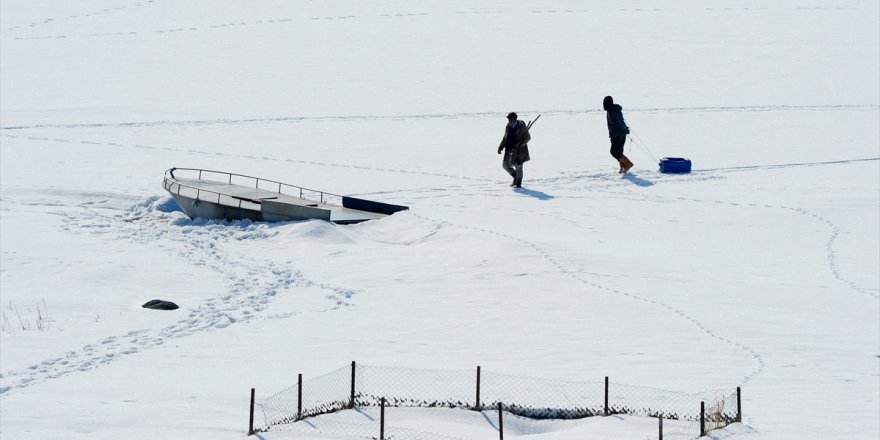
[1,1,878,439]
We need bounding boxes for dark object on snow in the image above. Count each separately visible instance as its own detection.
[342,196,409,216]
[142,299,179,310]
[659,157,692,174]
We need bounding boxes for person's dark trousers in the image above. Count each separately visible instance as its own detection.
[502,149,523,186]
[609,136,626,159]
[610,136,633,173]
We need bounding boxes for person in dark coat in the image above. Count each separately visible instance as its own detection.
[603,96,633,173]
[497,112,531,188]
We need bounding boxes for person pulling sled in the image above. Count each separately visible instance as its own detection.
[497,112,531,188]
[603,96,633,173]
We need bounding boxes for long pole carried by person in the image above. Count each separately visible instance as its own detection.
[527,114,541,130]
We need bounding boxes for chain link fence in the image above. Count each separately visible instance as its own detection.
[608,381,738,423]
[251,362,741,439]
[255,365,351,430]
[481,370,603,419]
[356,364,475,409]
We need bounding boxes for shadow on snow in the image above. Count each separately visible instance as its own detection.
[622,172,654,187]
[514,187,554,200]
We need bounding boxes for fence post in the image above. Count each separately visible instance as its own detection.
[350,361,356,409]
[736,386,742,422]
[475,366,481,410]
[497,401,504,440]
[604,376,609,416]
[380,397,386,440]
[700,401,706,437]
[659,415,663,440]
[297,373,303,421]
[248,388,255,436]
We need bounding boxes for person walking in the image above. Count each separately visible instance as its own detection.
[497,112,531,188]
[603,96,633,173]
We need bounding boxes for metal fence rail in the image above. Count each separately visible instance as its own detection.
[163,167,344,210]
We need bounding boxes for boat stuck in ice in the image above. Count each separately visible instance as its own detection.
[162,167,408,224]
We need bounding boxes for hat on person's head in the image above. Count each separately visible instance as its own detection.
[507,112,518,120]
[603,96,614,110]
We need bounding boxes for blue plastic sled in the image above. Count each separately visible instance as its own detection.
[659,157,692,174]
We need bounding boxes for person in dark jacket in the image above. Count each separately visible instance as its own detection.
[497,112,531,188]
[603,96,633,173]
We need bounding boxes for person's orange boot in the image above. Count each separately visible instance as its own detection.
[620,155,634,173]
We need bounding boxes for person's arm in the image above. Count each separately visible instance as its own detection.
[519,125,531,148]
[614,111,630,135]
